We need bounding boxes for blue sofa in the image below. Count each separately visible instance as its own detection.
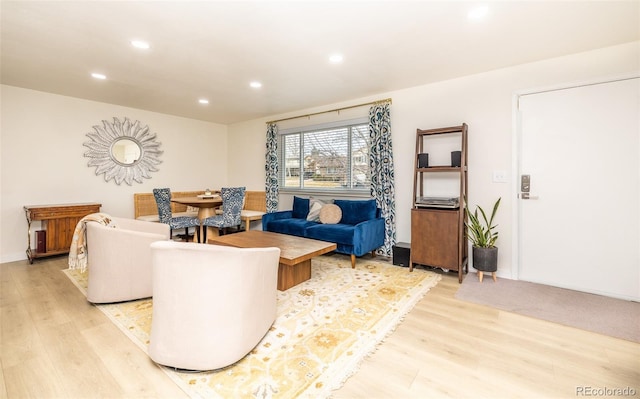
[262,197,385,268]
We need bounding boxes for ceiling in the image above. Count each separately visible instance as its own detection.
[1,1,638,125]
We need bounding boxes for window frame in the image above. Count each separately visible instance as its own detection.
[278,117,371,197]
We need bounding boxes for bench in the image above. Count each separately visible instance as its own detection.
[241,191,266,231]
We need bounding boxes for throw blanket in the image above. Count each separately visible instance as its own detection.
[68,213,117,272]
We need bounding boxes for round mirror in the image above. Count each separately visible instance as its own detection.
[84,117,163,185]
[111,138,142,165]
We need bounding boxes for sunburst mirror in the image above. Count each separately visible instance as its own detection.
[83,117,163,185]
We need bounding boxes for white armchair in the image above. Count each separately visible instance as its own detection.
[148,240,280,371]
[85,216,170,303]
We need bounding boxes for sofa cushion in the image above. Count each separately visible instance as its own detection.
[292,196,310,219]
[305,223,355,245]
[267,218,316,237]
[334,199,377,225]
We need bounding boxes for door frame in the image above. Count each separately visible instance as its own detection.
[511,72,640,282]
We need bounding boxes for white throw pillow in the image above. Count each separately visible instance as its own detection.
[307,198,329,221]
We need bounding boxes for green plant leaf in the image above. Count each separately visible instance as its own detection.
[464,197,501,248]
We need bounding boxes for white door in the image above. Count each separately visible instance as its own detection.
[517,77,639,300]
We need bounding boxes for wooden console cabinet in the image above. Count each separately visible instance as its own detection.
[24,202,102,263]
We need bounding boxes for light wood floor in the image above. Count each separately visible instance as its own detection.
[1,256,638,399]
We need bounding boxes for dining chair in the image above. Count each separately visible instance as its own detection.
[152,188,202,243]
[202,187,245,241]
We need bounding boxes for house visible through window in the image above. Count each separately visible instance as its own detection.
[279,120,371,192]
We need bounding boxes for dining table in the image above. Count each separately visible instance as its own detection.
[171,196,223,241]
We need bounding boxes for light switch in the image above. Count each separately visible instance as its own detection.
[493,170,508,183]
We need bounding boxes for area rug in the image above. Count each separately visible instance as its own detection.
[455,275,640,343]
[63,255,440,398]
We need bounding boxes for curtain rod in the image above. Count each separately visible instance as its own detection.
[266,98,392,125]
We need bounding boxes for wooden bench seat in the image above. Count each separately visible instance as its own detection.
[241,191,266,231]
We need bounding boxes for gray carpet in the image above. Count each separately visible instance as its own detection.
[455,275,640,343]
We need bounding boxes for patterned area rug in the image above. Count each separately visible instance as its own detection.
[63,254,440,398]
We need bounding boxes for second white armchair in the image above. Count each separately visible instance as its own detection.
[148,240,280,371]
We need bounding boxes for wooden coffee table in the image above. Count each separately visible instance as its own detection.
[207,230,337,290]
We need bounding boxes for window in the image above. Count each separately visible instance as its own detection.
[279,120,371,192]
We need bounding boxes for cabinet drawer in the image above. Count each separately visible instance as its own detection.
[27,204,101,220]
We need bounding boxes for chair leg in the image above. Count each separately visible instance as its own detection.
[350,254,356,268]
[202,227,207,243]
[196,226,201,243]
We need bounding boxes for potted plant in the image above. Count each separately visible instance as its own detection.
[464,197,501,282]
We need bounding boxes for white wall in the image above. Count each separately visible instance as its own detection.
[227,42,639,279]
[3,42,637,271]
[1,86,227,262]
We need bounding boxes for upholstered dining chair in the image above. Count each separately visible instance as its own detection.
[202,186,245,241]
[147,240,280,371]
[152,188,202,243]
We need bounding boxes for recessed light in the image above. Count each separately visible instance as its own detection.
[468,5,488,20]
[250,81,262,89]
[329,54,343,64]
[198,99,209,104]
[91,73,107,80]
[131,40,150,49]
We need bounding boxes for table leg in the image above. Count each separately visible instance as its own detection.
[277,259,311,291]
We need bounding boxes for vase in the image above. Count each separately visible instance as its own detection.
[472,246,498,272]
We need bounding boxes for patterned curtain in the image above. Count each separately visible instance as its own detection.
[369,103,396,256]
[265,123,279,213]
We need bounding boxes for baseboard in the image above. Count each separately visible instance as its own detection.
[1,252,28,264]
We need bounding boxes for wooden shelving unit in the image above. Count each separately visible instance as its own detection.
[410,124,468,283]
